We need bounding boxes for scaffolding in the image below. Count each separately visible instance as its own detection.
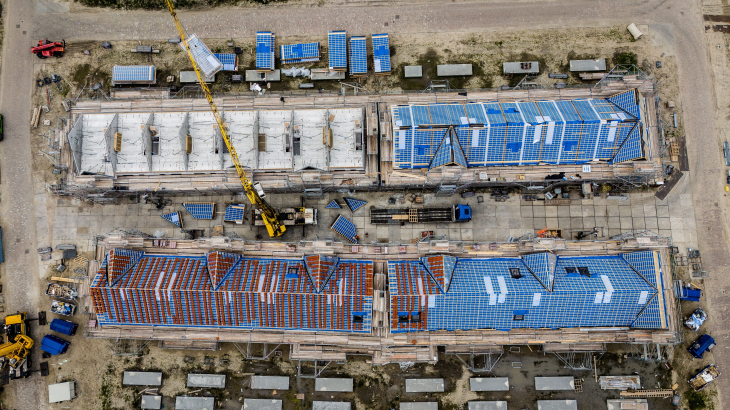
[445,345,504,372]
[595,65,650,88]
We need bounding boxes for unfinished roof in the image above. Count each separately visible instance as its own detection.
[390,90,646,169]
[123,371,163,386]
[388,251,668,332]
[313,402,351,410]
[69,108,365,176]
[535,377,575,391]
[468,402,507,410]
[537,401,577,410]
[400,403,438,410]
[245,399,282,410]
[90,251,374,333]
[141,395,162,410]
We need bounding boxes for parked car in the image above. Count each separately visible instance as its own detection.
[685,308,708,331]
[688,334,715,359]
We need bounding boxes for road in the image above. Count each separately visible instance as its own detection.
[2,0,727,408]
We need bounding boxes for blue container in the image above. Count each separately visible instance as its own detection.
[40,334,69,355]
[49,319,78,336]
[688,334,715,359]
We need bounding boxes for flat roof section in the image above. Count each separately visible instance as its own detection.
[115,113,151,173]
[503,61,540,74]
[223,110,257,169]
[187,111,221,171]
[401,403,438,410]
[468,402,508,410]
[123,371,163,386]
[175,396,215,410]
[313,402,351,410]
[404,66,422,78]
[141,395,162,410]
[406,379,445,393]
[244,398,283,410]
[150,112,187,172]
[293,109,328,170]
[535,377,575,391]
[437,64,472,76]
[315,378,354,392]
[251,376,290,390]
[327,108,364,170]
[470,377,509,391]
[258,110,293,170]
[537,400,578,410]
[78,113,116,176]
[187,373,226,388]
[606,399,647,410]
[570,59,607,72]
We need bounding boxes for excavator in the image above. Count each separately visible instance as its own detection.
[164,0,286,238]
[0,313,33,377]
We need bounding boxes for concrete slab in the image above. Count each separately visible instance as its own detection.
[404,65,423,78]
[245,70,281,82]
[175,397,216,410]
[437,64,472,76]
[251,376,290,390]
[468,402,508,410]
[315,378,354,392]
[123,371,163,386]
[312,402,352,410]
[534,377,575,391]
[400,403,438,410]
[141,395,162,410]
[537,400,578,410]
[187,373,226,388]
[406,378,444,393]
[244,399,283,410]
[470,377,509,391]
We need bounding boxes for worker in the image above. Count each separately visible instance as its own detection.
[355,234,360,242]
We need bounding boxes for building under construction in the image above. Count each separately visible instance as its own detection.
[83,232,679,369]
[57,76,663,200]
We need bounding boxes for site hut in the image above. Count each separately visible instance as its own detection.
[385,87,661,191]
[187,373,226,389]
[315,378,353,392]
[179,71,215,83]
[141,395,162,410]
[328,31,347,71]
[537,400,578,410]
[48,381,76,404]
[470,377,509,391]
[468,402,508,410]
[405,378,445,393]
[569,59,607,72]
[256,31,276,72]
[437,64,473,77]
[372,33,391,75]
[607,399,648,410]
[400,403,438,410]
[535,376,576,391]
[502,61,540,74]
[181,34,223,78]
[175,396,216,410]
[122,371,163,386]
[348,36,367,77]
[110,65,156,86]
[244,398,283,410]
[313,402,351,410]
[251,375,290,390]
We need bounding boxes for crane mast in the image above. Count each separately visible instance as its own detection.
[165,0,285,237]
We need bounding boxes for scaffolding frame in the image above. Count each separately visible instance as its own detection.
[233,342,282,360]
[445,345,504,373]
[105,338,150,355]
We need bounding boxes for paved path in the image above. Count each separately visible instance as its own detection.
[2,0,726,408]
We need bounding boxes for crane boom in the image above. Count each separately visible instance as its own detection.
[165,0,285,237]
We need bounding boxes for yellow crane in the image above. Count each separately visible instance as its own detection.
[164,0,286,238]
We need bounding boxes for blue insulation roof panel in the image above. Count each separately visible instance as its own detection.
[183,202,216,220]
[280,42,320,64]
[161,212,183,228]
[213,53,238,71]
[388,250,668,332]
[111,65,156,85]
[343,197,368,212]
[328,31,347,70]
[256,31,276,71]
[372,33,391,74]
[330,215,358,243]
[391,91,646,168]
[223,204,246,222]
[326,200,341,209]
[349,36,367,76]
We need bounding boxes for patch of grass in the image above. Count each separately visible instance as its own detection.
[613,50,638,66]
[686,390,712,410]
